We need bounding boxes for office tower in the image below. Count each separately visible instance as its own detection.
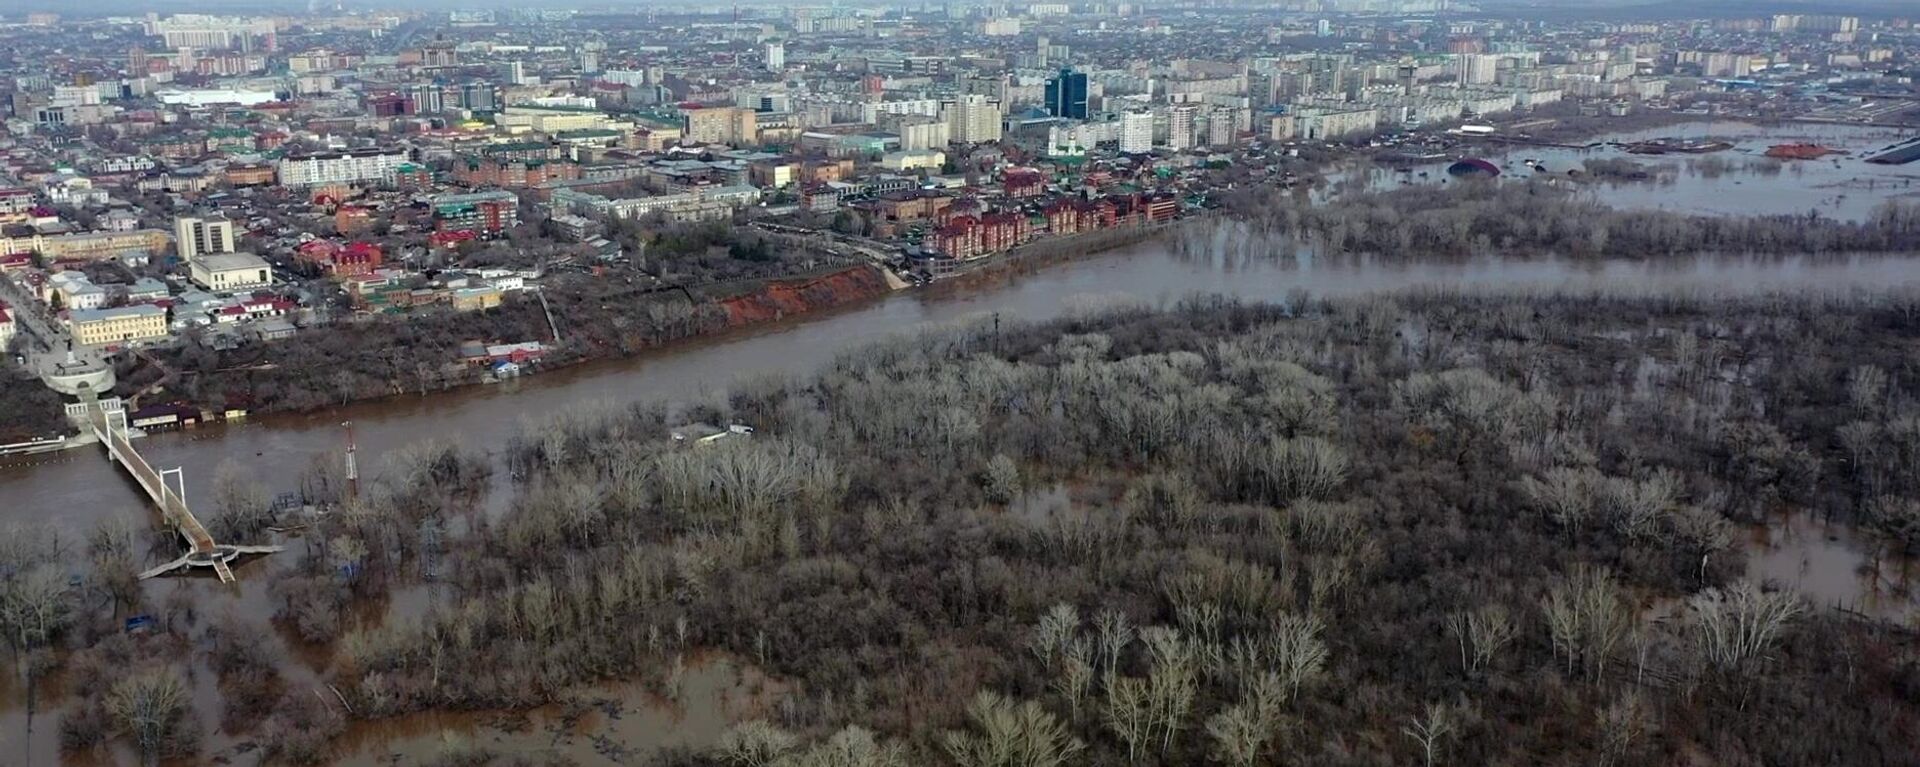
[173,215,236,262]
[1043,67,1088,120]
[764,41,785,72]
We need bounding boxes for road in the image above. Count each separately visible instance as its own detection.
[0,273,104,378]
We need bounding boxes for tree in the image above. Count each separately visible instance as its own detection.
[1445,604,1516,676]
[1104,677,1153,764]
[942,691,1085,767]
[108,668,197,765]
[717,720,798,766]
[1402,702,1457,767]
[1686,583,1804,677]
[1542,565,1636,682]
[984,453,1023,505]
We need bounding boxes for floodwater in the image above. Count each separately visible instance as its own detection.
[1745,512,1918,623]
[6,231,1920,762]
[333,657,783,766]
[1336,121,1920,221]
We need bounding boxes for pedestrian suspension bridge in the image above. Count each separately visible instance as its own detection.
[81,390,281,582]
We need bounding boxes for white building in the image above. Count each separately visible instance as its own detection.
[276,147,411,188]
[1167,105,1200,150]
[1207,107,1238,147]
[1120,110,1154,153]
[945,95,1003,145]
[764,42,785,72]
[1455,54,1500,86]
[155,88,279,107]
[174,215,236,262]
[189,253,275,293]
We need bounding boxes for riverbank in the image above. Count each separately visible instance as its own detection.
[121,223,1181,429]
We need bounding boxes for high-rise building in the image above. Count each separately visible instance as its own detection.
[1036,35,1050,68]
[1208,107,1237,147]
[458,82,500,112]
[1119,110,1154,153]
[764,41,785,72]
[945,95,1003,144]
[506,61,534,86]
[173,215,235,262]
[1167,105,1199,150]
[1043,68,1089,120]
[1455,54,1499,86]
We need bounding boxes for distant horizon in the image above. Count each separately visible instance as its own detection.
[0,0,1915,19]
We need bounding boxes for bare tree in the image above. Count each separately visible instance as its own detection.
[1104,677,1153,764]
[108,668,197,766]
[1687,583,1805,677]
[1402,702,1457,767]
[942,691,1085,767]
[1445,604,1517,676]
[1542,565,1636,682]
[717,720,798,766]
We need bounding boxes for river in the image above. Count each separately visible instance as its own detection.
[8,242,1920,533]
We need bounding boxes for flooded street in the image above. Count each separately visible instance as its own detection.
[1336,121,1920,221]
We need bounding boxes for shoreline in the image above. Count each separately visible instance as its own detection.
[45,223,1185,441]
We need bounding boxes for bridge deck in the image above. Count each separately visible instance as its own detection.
[84,395,231,582]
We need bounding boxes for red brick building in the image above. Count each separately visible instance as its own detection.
[454,158,581,189]
[1002,168,1047,199]
[933,211,1034,260]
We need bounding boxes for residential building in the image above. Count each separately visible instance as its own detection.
[1168,105,1201,150]
[432,191,521,235]
[946,95,1003,144]
[276,147,411,187]
[1120,110,1154,154]
[682,106,759,146]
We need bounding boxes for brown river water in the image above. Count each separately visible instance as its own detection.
[6,225,1920,763]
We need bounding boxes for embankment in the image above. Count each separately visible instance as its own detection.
[716,264,894,326]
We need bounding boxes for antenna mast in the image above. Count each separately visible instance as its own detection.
[343,420,359,504]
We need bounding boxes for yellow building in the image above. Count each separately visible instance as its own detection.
[0,230,171,262]
[452,287,503,311]
[69,305,168,346]
[494,106,618,133]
